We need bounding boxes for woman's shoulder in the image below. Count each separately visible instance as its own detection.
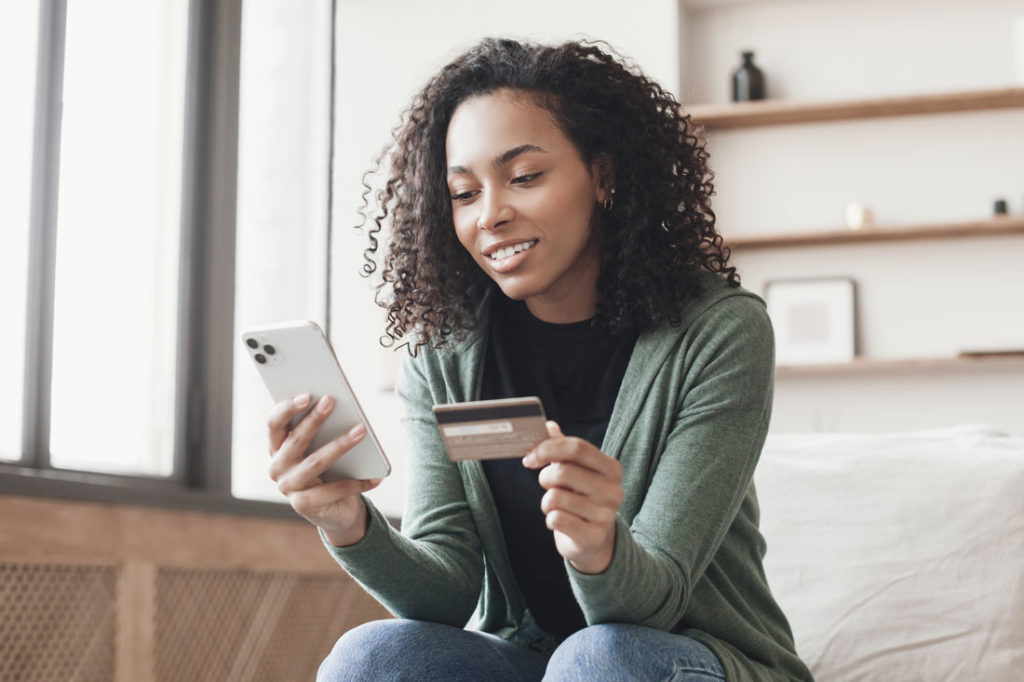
[650,271,770,342]
[631,272,774,386]
[689,270,766,316]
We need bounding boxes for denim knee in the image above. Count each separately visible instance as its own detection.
[317,619,409,682]
[545,623,724,681]
[318,619,550,682]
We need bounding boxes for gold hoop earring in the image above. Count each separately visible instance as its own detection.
[602,188,616,212]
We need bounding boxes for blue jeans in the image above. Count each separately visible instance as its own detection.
[317,619,725,681]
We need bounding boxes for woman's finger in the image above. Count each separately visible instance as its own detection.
[537,461,624,508]
[268,395,337,480]
[524,435,622,482]
[267,393,313,453]
[545,509,607,548]
[275,422,367,493]
[541,487,617,524]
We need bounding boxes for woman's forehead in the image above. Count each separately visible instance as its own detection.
[445,90,570,165]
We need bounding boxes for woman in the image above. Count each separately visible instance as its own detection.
[268,38,814,681]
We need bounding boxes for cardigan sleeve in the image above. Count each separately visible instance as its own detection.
[319,349,484,627]
[566,294,775,630]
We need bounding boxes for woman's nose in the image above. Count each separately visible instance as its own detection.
[477,192,515,231]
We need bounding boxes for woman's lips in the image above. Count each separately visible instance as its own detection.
[485,240,537,273]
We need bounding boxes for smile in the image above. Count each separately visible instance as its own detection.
[486,240,538,261]
[484,239,539,274]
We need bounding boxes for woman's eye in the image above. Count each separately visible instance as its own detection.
[511,172,541,185]
[450,190,477,202]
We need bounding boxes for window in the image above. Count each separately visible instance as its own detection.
[0,0,40,463]
[48,0,188,476]
[1,0,334,518]
[231,0,332,502]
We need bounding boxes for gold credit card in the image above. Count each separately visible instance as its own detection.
[432,396,548,461]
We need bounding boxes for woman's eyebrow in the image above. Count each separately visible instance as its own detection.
[494,143,547,167]
[447,144,548,176]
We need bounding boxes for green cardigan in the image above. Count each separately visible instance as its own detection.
[321,272,813,682]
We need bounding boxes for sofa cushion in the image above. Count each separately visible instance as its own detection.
[755,424,1024,681]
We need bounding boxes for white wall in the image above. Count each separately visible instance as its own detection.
[331,0,680,517]
[681,0,1024,434]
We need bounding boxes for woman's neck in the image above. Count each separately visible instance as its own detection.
[524,289,597,323]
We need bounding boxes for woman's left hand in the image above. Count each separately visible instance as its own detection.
[523,421,624,574]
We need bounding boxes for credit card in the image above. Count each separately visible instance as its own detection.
[432,396,548,461]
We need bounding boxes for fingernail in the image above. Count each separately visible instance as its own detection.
[293,393,311,407]
[316,395,333,413]
[348,422,365,439]
[522,453,535,467]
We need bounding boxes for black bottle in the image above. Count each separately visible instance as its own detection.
[732,51,766,102]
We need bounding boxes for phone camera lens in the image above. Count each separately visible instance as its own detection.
[255,353,267,364]
[246,338,258,349]
[263,344,276,355]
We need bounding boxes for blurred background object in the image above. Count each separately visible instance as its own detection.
[731,49,766,101]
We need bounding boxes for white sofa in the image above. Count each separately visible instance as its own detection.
[755,424,1024,681]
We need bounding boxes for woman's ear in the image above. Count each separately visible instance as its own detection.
[592,153,615,202]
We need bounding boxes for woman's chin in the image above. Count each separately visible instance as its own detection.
[495,284,531,301]
[492,277,543,302]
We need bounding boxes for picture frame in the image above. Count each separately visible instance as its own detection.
[764,277,857,366]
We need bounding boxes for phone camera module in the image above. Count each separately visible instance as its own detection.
[255,353,267,364]
[263,344,276,355]
[246,338,258,349]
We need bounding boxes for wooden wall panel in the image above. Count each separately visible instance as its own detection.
[0,495,391,682]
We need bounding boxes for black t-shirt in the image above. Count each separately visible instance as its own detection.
[479,293,638,640]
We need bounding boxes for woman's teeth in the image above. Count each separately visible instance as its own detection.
[488,240,538,260]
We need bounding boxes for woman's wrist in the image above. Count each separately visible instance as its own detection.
[568,531,615,574]
[321,497,370,548]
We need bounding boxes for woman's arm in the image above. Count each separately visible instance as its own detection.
[560,295,775,629]
[319,351,485,627]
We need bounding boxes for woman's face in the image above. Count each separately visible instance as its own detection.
[445,89,610,323]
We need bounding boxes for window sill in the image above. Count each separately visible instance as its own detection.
[0,464,298,520]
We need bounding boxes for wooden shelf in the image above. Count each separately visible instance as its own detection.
[724,217,1024,250]
[776,353,1024,377]
[688,87,1024,130]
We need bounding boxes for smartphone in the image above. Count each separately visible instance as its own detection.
[432,396,548,461]
[241,320,391,481]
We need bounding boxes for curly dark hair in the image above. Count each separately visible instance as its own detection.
[358,37,738,353]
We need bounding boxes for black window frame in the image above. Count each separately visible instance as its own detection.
[0,0,330,520]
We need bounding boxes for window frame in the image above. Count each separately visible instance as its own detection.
[0,0,314,520]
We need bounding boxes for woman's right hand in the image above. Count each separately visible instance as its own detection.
[267,393,383,547]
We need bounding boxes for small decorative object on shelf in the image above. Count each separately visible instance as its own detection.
[994,198,1009,215]
[844,203,875,230]
[732,51,766,102]
[765,277,857,366]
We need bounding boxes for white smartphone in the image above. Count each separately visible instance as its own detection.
[241,320,391,481]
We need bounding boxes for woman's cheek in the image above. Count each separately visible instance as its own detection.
[452,214,476,254]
